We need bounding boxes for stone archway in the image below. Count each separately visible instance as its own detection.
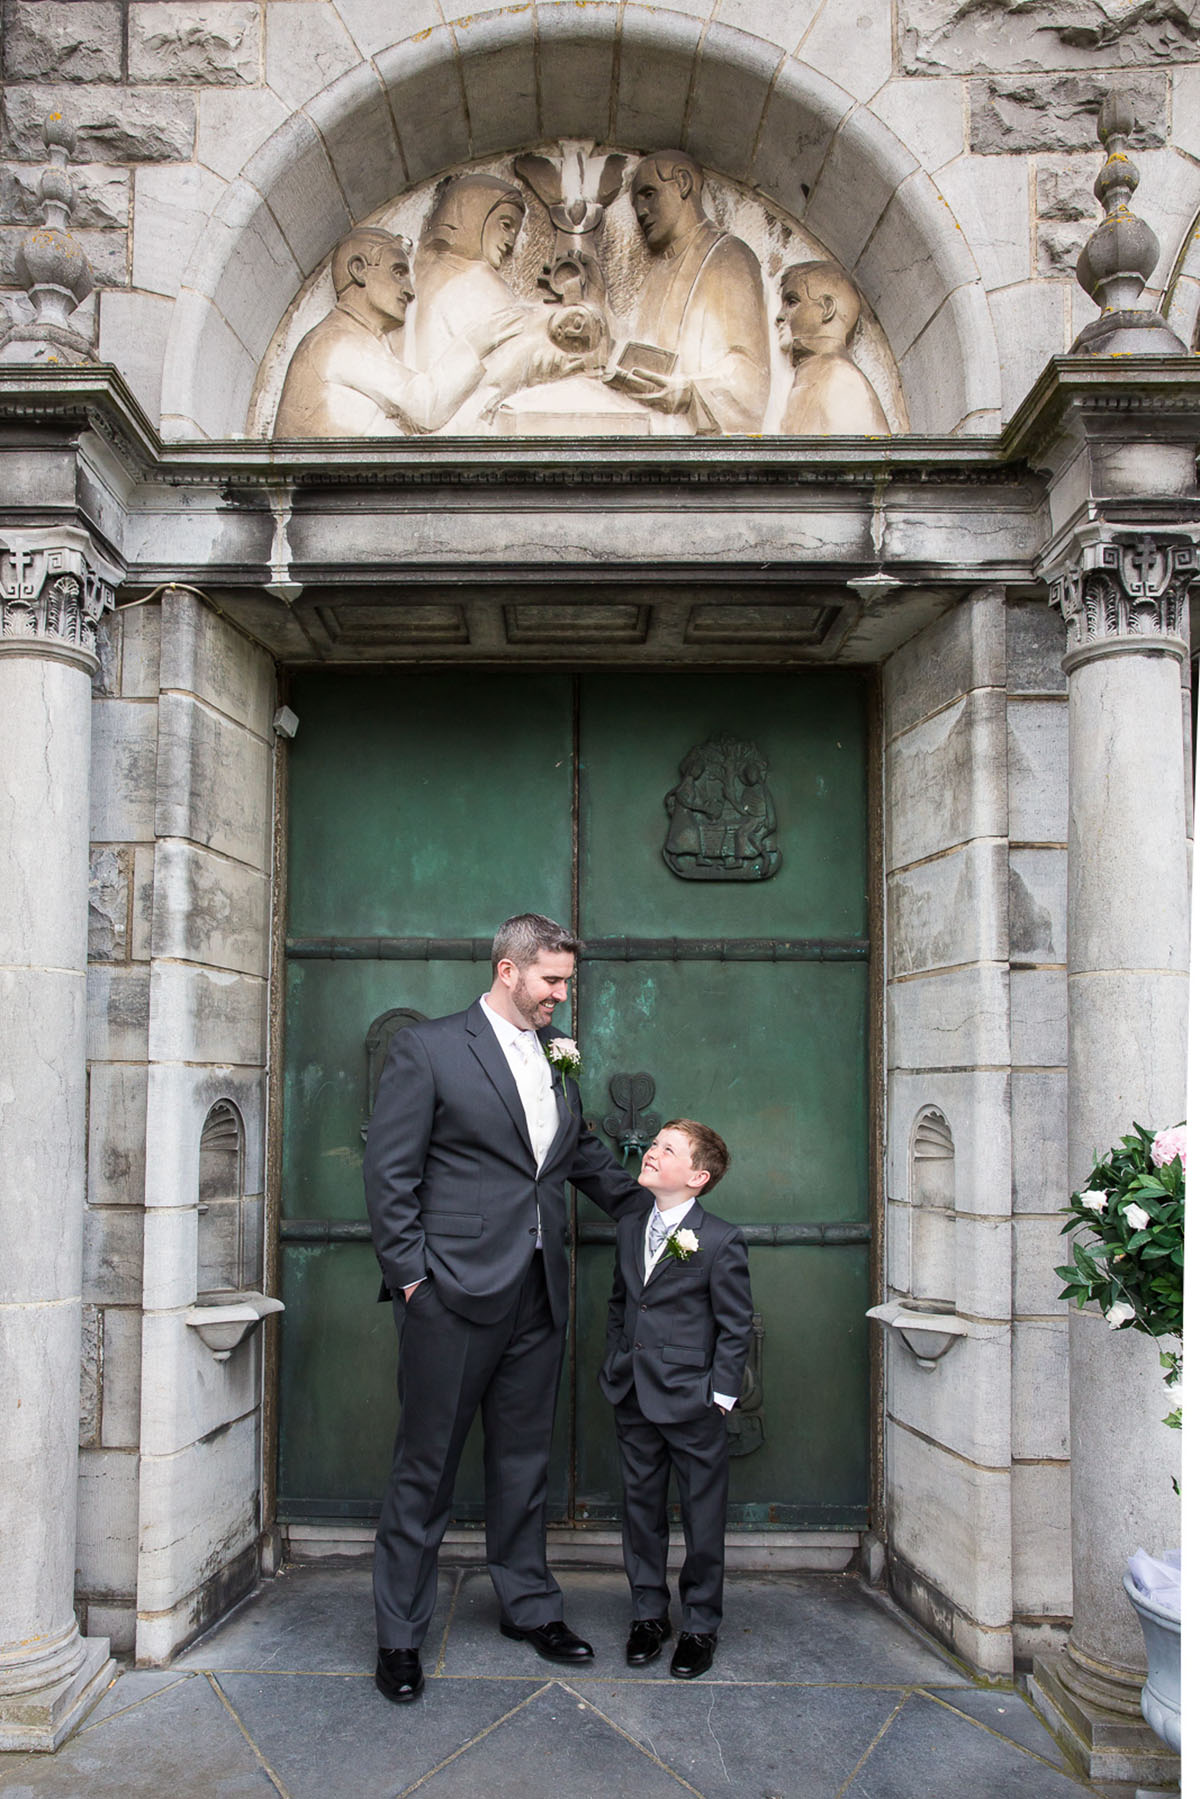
[159,4,1001,440]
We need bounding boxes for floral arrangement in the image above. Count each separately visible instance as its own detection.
[1056,1123,1184,1432]
[544,1036,581,1094]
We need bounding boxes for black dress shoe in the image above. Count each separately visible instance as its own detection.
[499,1617,595,1662]
[670,1631,717,1679]
[375,1646,424,1703]
[626,1616,672,1666]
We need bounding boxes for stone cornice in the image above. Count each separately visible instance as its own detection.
[1003,355,1200,470]
[5,362,1198,499]
[0,366,1032,494]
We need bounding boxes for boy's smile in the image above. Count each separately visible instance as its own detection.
[638,1128,709,1206]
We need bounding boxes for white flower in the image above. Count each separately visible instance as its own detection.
[665,1226,701,1262]
[1078,1190,1108,1214]
[1105,1302,1136,1329]
[544,1038,582,1086]
[1124,1203,1151,1232]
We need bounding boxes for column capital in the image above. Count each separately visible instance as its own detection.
[1047,531,1195,672]
[0,528,117,671]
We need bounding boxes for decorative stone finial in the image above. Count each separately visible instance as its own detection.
[0,114,97,366]
[1071,89,1185,355]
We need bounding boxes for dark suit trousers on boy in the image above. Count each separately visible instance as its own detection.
[614,1393,730,1633]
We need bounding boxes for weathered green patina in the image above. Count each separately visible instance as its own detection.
[278,668,870,1530]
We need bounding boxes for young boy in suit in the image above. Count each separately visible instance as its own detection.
[598,1119,753,1679]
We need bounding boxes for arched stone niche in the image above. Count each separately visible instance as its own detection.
[159,6,1000,440]
[197,1098,250,1298]
[908,1105,956,1315]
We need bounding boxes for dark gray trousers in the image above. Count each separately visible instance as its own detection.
[374,1255,564,1649]
[614,1392,730,1634]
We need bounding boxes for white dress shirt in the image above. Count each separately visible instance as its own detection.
[480,996,560,1169]
[644,1197,737,1411]
[481,995,563,1249]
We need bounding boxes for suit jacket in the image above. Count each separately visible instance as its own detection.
[598,1202,753,1424]
[363,1001,645,1327]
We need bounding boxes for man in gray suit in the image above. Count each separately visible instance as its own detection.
[599,1119,753,1679]
[363,913,646,1704]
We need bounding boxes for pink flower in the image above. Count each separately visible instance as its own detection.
[1150,1126,1187,1173]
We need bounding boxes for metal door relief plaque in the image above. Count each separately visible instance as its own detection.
[663,735,781,880]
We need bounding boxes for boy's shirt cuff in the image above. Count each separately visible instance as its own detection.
[713,1391,737,1410]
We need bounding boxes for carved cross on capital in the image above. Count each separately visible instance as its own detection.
[1049,534,1195,670]
[0,533,116,665]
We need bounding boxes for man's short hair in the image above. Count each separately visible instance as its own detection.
[492,913,583,973]
[664,1117,731,1191]
[780,260,862,337]
[634,150,704,199]
[332,227,411,297]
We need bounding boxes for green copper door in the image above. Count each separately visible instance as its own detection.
[278,668,871,1532]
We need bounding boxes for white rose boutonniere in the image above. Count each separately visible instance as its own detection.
[665,1227,700,1262]
[545,1036,581,1094]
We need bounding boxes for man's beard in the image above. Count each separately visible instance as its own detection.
[511,972,557,1030]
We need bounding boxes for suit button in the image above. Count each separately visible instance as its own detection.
[635,1341,643,1349]
[640,1303,647,1311]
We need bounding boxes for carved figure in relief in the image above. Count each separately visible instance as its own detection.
[615,152,771,436]
[776,261,889,436]
[410,174,596,425]
[663,735,781,880]
[514,148,625,345]
[274,228,520,437]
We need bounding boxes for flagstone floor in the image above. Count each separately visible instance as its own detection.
[0,1565,1101,1798]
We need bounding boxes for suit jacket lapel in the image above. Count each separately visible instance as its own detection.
[622,1210,650,1295]
[466,1001,535,1162]
[643,1200,707,1290]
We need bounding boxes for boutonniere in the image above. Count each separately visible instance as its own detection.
[665,1227,700,1262]
[544,1036,581,1094]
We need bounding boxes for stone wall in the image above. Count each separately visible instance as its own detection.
[1,0,1199,433]
[82,587,277,1662]
[880,589,1070,1674]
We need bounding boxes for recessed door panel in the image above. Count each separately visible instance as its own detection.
[276,667,872,1534]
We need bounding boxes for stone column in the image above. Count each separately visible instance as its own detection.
[1032,532,1188,1790]
[0,531,117,1749]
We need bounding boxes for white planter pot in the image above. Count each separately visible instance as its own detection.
[1123,1572,1182,1754]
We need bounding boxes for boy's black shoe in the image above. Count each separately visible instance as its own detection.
[626,1616,672,1666]
[669,1631,717,1679]
[375,1647,424,1703]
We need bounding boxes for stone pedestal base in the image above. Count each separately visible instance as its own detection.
[1028,1653,1181,1797]
[0,1639,115,1753]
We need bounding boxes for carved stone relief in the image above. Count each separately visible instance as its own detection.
[0,535,115,657]
[663,734,782,881]
[253,143,906,441]
[1049,533,1195,667]
[777,261,890,436]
